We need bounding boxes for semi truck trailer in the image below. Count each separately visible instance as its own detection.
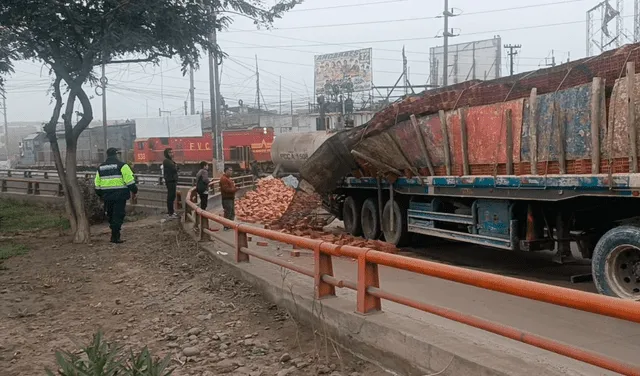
[297,43,640,300]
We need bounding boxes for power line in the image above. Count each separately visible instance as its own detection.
[227,0,590,32]
[288,0,408,13]
[222,14,636,51]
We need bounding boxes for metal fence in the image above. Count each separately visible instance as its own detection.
[182,186,640,376]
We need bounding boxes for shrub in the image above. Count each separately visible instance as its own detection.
[77,178,107,224]
[45,332,172,376]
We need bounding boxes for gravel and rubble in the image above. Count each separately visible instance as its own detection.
[0,215,387,376]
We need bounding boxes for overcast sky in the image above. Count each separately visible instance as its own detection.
[2,0,633,123]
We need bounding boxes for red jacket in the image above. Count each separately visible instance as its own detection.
[219,174,237,199]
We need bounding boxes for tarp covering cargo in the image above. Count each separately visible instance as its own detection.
[300,43,640,194]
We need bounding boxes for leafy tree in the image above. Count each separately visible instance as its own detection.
[0,0,300,243]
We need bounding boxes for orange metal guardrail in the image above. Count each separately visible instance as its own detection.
[183,186,640,376]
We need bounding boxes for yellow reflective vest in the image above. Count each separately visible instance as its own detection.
[94,157,138,201]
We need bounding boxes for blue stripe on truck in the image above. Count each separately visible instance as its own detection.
[343,175,635,193]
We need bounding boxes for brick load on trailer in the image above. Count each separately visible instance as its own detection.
[298,42,640,300]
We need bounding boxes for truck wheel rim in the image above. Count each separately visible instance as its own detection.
[344,205,354,229]
[362,206,375,237]
[605,244,640,300]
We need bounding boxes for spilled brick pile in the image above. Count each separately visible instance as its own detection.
[235,178,399,253]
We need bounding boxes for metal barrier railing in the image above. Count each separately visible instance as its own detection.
[183,186,640,376]
[0,168,204,186]
[0,175,254,214]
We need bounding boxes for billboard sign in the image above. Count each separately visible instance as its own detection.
[429,37,501,87]
[314,48,372,96]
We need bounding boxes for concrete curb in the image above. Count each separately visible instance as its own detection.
[180,217,613,376]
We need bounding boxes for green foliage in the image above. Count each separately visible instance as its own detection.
[0,243,29,261]
[0,0,301,81]
[126,348,172,376]
[0,199,69,233]
[45,332,172,376]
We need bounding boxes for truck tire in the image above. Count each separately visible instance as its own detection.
[382,199,410,247]
[343,196,363,236]
[592,225,640,299]
[361,198,381,240]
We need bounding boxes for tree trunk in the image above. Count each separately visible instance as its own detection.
[48,140,78,233]
[64,147,91,243]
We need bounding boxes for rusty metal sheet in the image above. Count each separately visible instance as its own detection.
[391,113,446,168]
[353,126,414,172]
[446,100,524,166]
[522,83,592,162]
[606,73,640,159]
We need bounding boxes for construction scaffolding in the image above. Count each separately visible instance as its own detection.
[586,0,632,56]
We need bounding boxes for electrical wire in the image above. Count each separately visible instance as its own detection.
[227,0,590,32]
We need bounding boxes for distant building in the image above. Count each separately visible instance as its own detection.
[17,121,136,168]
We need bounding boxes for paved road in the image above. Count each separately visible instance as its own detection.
[202,217,640,372]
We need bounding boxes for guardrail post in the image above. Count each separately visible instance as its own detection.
[6,170,11,177]
[199,215,207,240]
[1,179,6,192]
[235,227,250,263]
[44,172,49,179]
[34,182,40,195]
[184,195,191,223]
[27,181,34,195]
[357,252,381,314]
[314,244,336,299]
[176,191,183,210]
[57,183,64,196]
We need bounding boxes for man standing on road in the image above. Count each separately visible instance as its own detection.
[163,148,179,218]
[250,160,260,180]
[219,166,238,230]
[94,147,138,244]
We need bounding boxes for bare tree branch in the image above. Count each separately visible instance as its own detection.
[72,86,94,139]
[102,53,174,66]
[43,76,63,140]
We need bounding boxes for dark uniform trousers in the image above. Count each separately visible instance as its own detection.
[105,199,127,233]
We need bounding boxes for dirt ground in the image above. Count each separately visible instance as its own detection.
[0,213,389,376]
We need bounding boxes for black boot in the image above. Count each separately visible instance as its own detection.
[111,230,124,244]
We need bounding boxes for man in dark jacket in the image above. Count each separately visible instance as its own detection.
[163,148,179,218]
[94,147,138,243]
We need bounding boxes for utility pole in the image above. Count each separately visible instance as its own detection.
[208,12,223,176]
[189,66,196,115]
[101,56,108,150]
[256,55,261,127]
[279,76,282,115]
[544,49,557,67]
[504,44,522,76]
[441,0,458,87]
[1,88,8,160]
[402,46,408,95]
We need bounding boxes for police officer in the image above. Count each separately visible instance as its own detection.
[94,147,138,243]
